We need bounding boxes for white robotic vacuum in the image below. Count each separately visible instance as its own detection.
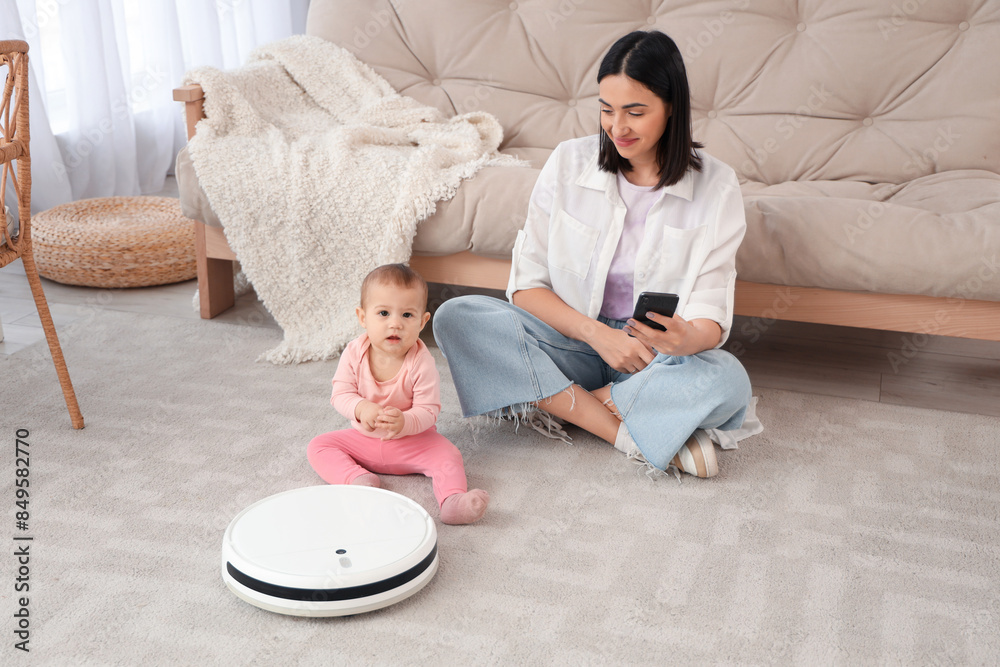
[222,485,438,616]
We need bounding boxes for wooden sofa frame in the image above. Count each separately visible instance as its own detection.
[175,84,1000,342]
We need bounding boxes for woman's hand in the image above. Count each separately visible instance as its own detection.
[512,288,659,374]
[624,313,721,357]
[587,322,657,374]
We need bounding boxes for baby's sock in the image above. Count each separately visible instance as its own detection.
[440,489,489,525]
[351,473,381,488]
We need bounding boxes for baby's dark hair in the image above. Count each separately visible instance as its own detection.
[360,263,428,310]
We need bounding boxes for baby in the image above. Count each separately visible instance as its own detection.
[307,263,489,525]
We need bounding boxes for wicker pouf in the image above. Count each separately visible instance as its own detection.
[32,196,197,288]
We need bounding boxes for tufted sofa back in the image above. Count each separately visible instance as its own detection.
[307,0,999,186]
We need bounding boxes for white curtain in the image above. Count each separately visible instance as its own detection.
[1,0,309,213]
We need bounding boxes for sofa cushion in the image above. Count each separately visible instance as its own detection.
[412,163,540,258]
[308,0,1000,186]
[739,171,1000,300]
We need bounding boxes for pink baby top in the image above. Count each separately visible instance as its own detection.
[599,172,662,321]
[330,334,441,439]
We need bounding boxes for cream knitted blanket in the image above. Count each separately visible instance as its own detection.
[185,36,522,363]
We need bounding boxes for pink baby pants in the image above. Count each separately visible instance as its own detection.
[307,427,468,507]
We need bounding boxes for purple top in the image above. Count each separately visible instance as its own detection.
[599,172,661,320]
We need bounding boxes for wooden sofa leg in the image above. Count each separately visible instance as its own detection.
[194,221,235,319]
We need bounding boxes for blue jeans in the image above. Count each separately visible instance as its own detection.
[432,295,753,470]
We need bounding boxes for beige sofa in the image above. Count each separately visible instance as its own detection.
[175,0,1000,341]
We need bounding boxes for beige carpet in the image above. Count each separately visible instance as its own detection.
[3,308,999,665]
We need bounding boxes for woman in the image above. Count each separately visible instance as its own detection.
[433,30,757,477]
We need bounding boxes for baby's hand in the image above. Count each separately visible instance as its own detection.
[355,401,381,432]
[376,406,404,440]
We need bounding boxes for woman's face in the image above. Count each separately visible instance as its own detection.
[598,74,671,168]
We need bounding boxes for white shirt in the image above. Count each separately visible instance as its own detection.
[506,134,746,345]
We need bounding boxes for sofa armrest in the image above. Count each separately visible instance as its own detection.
[173,84,205,141]
[173,83,234,318]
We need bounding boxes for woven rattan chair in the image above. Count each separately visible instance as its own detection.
[1,40,83,429]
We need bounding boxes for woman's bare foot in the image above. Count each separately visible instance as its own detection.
[351,473,381,488]
[440,489,489,525]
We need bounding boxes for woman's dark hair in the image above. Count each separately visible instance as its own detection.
[597,30,702,188]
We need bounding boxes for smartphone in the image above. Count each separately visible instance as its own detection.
[629,291,679,333]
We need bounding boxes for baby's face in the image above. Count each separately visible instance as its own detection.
[356,283,430,358]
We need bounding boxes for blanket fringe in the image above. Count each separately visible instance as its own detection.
[259,339,349,365]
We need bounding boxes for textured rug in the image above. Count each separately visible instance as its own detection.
[2,309,999,665]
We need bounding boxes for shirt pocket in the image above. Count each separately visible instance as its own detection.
[549,209,600,280]
[644,224,708,284]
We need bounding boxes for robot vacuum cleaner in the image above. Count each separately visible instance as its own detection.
[222,485,438,616]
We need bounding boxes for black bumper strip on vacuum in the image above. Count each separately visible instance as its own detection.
[227,543,438,602]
